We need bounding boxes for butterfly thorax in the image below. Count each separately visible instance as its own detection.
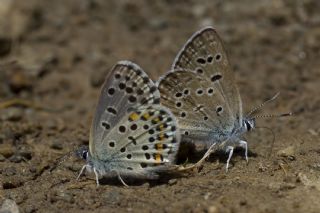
[76,146,114,176]
[229,117,256,141]
[210,117,255,148]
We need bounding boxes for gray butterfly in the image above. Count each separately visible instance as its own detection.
[158,27,290,170]
[77,61,180,186]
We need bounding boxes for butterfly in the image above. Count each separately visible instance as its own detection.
[76,61,181,186]
[157,27,291,171]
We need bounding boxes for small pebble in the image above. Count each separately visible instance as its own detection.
[50,139,63,150]
[8,68,33,93]
[2,179,23,189]
[90,68,108,88]
[148,17,168,30]
[9,155,23,163]
[0,144,14,158]
[24,205,37,213]
[0,199,20,213]
[45,119,58,130]
[204,192,211,200]
[0,154,6,162]
[277,145,295,160]
[168,179,178,186]
[53,191,74,203]
[239,199,247,206]
[192,4,206,17]
[208,205,219,213]
[29,166,37,173]
[1,108,23,121]
[3,166,17,176]
[280,183,296,190]
[18,149,32,160]
[310,163,320,171]
[0,133,4,143]
[104,190,121,204]
[0,36,11,56]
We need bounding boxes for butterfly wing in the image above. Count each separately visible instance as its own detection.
[172,27,242,126]
[89,60,160,157]
[98,105,180,178]
[89,61,179,178]
[158,70,232,143]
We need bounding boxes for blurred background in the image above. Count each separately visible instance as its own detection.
[0,0,319,212]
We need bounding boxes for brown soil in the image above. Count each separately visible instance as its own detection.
[0,0,320,212]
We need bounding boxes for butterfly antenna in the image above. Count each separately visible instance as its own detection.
[255,126,276,158]
[247,92,280,117]
[253,112,292,119]
[49,150,74,172]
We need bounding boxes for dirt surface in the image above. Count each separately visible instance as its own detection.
[0,0,320,212]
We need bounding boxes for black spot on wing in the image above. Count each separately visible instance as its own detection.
[211,74,222,82]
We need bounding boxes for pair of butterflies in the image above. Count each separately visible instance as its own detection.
[76,27,289,186]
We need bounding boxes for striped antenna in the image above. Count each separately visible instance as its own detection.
[247,92,280,117]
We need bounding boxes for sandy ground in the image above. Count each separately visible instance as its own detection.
[0,0,320,212]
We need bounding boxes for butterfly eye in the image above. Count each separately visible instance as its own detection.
[82,151,88,160]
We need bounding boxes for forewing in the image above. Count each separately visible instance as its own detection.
[89,61,160,156]
[97,105,180,178]
[158,70,233,143]
[172,27,242,125]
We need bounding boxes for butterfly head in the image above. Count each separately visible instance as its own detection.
[243,118,256,132]
[75,145,89,161]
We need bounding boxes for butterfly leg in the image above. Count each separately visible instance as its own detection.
[77,164,87,180]
[116,172,129,187]
[176,143,217,171]
[226,146,234,172]
[195,142,217,167]
[93,167,100,186]
[238,140,248,163]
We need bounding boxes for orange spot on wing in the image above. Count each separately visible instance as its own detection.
[155,143,163,151]
[142,113,150,120]
[158,124,164,131]
[152,118,160,123]
[158,133,165,141]
[129,112,139,121]
[154,154,162,163]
